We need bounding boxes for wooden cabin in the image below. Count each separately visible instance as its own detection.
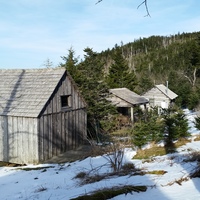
[142,84,178,109]
[107,88,149,122]
[0,68,87,164]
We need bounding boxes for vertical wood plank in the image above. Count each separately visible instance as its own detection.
[72,111,75,149]
[68,111,73,149]
[52,114,57,156]
[0,116,8,161]
[39,116,44,162]
[65,112,69,150]
[0,116,3,160]
[28,118,33,163]
[56,113,61,154]
[13,117,18,160]
[23,117,29,163]
[48,114,53,159]
[32,118,38,163]
[43,115,49,160]
[7,116,13,162]
[17,117,23,162]
[61,113,65,152]
[76,110,79,147]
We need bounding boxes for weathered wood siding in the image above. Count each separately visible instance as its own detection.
[108,95,132,107]
[143,87,170,108]
[38,74,87,162]
[0,116,39,164]
[0,69,87,164]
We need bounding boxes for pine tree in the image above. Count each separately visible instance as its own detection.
[60,47,86,88]
[132,110,164,148]
[76,48,116,139]
[61,47,78,76]
[162,109,189,145]
[106,48,137,91]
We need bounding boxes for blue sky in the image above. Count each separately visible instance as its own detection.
[0,0,200,69]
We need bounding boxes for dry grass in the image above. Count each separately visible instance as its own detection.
[133,138,191,160]
[185,151,200,162]
[79,173,106,185]
[74,162,138,185]
[74,162,166,187]
[194,135,200,141]
[187,151,200,178]
[0,162,10,167]
[0,162,26,167]
[133,146,168,159]
[161,176,190,187]
[183,150,200,178]
[16,166,53,171]
[174,138,191,148]
[110,127,132,137]
[146,170,167,175]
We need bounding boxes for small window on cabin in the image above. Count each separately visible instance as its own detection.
[61,95,71,108]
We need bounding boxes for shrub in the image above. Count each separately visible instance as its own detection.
[74,172,87,179]
[131,108,190,149]
[121,162,136,171]
[131,122,150,148]
[103,143,125,172]
[131,115,164,148]
[184,151,200,162]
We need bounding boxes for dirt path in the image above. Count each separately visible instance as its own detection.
[43,145,93,164]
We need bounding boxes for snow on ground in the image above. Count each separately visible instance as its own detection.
[0,109,200,200]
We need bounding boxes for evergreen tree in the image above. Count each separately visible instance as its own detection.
[79,48,116,119]
[78,48,116,139]
[59,31,200,138]
[162,109,189,145]
[106,48,137,91]
[183,35,200,88]
[61,47,78,77]
[132,108,189,149]
[138,75,154,94]
[43,58,54,68]
[132,111,164,148]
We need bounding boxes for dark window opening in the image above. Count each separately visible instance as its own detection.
[117,107,129,116]
[61,95,71,108]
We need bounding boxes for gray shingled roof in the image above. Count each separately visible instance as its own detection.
[109,88,149,106]
[156,84,178,100]
[0,68,66,117]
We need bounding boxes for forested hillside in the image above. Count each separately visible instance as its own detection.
[61,31,200,134]
[100,31,200,107]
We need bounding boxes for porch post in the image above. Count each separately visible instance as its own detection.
[144,104,147,122]
[131,107,134,123]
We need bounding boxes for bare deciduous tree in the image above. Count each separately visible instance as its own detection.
[137,0,150,17]
[96,0,150,17]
